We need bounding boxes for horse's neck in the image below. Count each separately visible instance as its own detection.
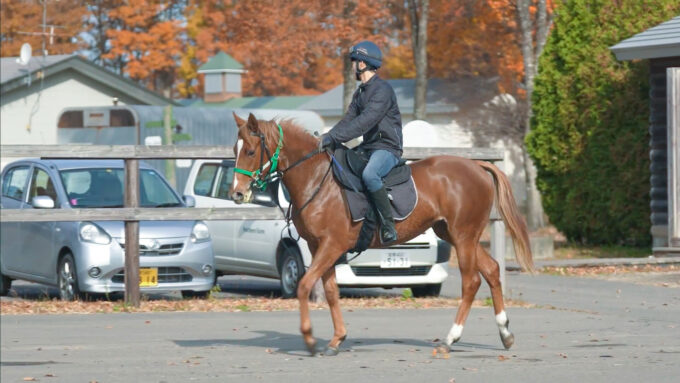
[279,131,329,209]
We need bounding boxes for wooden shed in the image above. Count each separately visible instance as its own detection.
[610,16,680,254]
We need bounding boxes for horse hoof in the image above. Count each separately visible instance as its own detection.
[501,332,514,350]
[305,341,318,356]
[436,343,451,354]
[323,346,340,356]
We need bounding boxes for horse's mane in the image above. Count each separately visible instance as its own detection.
[263,118,318,150]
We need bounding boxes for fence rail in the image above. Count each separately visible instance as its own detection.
[0,144,508,303]
[0,145,504,161]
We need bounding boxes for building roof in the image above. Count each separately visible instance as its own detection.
[610,16,680,60]
[1,54,177,106]
[198,51,245,73]
[191,95,314,109]
[299,77,499,117]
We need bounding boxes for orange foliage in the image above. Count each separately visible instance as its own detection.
[103,0,183,96]
[427,0,524,94]
[0,0,86,57]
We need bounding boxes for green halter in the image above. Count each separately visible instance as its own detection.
[234,123,283,191]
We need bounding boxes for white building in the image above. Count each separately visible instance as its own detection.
[0,54,174,168]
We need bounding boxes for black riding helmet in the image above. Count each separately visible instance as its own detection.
[349,40,382,70]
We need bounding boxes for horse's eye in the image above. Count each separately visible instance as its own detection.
[246,150,256,157]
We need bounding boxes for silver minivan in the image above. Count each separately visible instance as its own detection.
[0,159,215,300]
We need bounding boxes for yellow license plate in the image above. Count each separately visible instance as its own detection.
[139,268,158,287]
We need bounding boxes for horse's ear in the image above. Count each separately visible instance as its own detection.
[247,113,259,133]
[233,112,246,127]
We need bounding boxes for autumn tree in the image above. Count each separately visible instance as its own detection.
[103,0,184,97]
[1,0,87,57]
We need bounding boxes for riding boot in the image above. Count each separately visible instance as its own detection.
[369,186,398,244]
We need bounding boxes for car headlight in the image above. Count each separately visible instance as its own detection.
[191,221,210,243]
[79,222,111,245]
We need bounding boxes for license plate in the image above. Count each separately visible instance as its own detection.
[139,268,158,287]
[380,252,411,268]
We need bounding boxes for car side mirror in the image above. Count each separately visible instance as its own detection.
[183,195,196,207]
[32,195,55,209]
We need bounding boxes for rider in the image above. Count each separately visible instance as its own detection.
[319,40,403,244]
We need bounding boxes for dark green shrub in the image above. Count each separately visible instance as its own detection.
[526,0,680,245]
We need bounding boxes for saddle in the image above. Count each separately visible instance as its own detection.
[331,146,418,253]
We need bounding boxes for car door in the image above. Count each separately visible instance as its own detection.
[22,166,57,279]
[232,178,281,276]
[0,165,32,275]
[190,162,237,272]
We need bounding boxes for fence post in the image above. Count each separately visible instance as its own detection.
[124,159,140,307]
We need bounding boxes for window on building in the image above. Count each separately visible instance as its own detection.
[58,111,84,128]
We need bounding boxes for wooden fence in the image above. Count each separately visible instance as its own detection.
[0,145,507,304]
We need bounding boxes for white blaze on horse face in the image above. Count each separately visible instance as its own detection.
[233,139,244,190]
[496,311,511,337]
[446,323,464,346]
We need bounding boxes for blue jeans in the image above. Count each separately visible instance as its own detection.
[362,150,399,192]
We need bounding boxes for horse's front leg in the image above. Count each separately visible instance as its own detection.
[297,240,344,356]
[321,266,347,356]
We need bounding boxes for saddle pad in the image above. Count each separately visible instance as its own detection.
[332,147,411,193]
[342,177,418,222]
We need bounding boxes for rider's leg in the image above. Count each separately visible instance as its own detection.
[362,150,399,244]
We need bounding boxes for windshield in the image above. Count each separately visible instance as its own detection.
[60,168,182,208]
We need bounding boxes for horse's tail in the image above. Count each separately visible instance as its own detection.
[476,161,535,273]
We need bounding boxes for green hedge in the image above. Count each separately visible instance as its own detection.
[526,0,680,246]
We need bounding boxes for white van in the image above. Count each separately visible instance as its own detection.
[184,159,449,298]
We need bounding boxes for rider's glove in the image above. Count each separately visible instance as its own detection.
[319,134,335,151]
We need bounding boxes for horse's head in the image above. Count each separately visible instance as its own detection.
[230,112,281,204]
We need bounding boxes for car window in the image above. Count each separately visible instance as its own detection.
[1,166,30,201]
[193,164,218,196]
[139,170,182,207]
[215,166,234,200]
[60,168,181,208]
[28,167,59,206]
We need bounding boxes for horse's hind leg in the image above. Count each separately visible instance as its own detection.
[444,238,482,348]
[476,244,514,349]
[321,267,347,356]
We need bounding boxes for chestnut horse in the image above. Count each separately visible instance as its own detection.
[230,113,534,356]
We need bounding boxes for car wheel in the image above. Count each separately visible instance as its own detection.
[279,246,304,299]
[181,290,211,299]
[411,283,442,298]
[0,273,11,296]
[58,253,81,301]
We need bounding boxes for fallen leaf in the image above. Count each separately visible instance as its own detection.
[462,367,477,371]
[559,353,568,358]
[265,348,273,353]
[23,378,37,382]
[145,320,151,324]
[449,379,456,383]
[44,374,56,378]
[498,355,509,361]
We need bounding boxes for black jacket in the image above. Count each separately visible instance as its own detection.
[327,75,403,158]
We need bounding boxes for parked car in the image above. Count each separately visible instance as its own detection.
[0,159,215,300]
[184,159,450,298]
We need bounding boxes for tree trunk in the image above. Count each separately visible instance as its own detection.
[517,0,547,230]
[341,0,357,113]
[343,53,355,113]
[407,0,429,121]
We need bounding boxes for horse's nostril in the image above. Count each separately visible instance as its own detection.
[233,192,244,201]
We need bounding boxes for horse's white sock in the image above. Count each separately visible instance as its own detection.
[496,311,511,337]
[446,323,464,346]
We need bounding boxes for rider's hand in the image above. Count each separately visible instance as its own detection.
[319,134,335,151]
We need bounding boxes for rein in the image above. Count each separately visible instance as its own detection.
[233,122,331,226]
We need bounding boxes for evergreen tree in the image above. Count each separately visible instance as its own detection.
[527,0,680,245]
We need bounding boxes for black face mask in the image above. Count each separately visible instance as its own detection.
[354,60,372,81]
